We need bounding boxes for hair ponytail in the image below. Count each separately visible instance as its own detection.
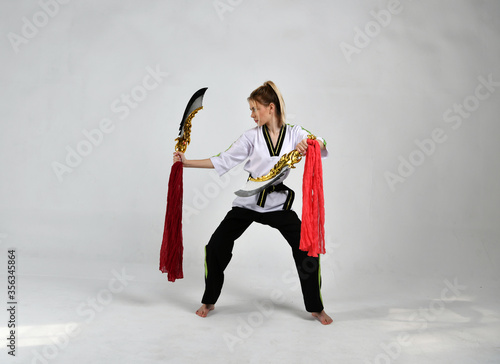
[248,80,286,126]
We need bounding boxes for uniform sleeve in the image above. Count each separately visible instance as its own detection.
[292,124,329,158]
[210,132,253,176]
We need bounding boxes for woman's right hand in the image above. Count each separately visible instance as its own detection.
[173,151,186,164]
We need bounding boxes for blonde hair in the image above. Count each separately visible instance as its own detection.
[248,81,286,126]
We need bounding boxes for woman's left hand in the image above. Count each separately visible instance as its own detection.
[296,138,308,155]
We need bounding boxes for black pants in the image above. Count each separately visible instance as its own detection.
[202,207,324,312]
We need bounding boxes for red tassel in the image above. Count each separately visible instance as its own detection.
[300,139,326,257]
[159,161,184,282]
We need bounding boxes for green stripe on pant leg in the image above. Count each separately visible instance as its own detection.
[318,254,323,305]
[204,246,208,279]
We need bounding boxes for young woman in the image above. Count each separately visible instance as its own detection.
[173,81,332,325]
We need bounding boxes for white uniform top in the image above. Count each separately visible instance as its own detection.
[210,123,328,212]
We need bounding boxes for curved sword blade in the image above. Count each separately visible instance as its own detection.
[179,87,208,138]
[234,168,290,197]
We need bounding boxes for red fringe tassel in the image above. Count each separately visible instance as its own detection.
[159,161,184,282]
[300,139,326,257]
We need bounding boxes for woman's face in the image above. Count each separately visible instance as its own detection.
[249,100,271,127]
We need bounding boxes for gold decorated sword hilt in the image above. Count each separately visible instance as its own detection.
[248,134,316,182]
[174,106,203,153]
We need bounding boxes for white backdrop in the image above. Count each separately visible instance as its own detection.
[1,1,499,363]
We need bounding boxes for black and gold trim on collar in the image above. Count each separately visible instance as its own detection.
[262,124,286,157]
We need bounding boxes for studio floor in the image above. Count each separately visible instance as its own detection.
[2,255,499,364]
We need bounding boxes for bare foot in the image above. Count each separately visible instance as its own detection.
[196,304,215,318]
[312,310,333,325]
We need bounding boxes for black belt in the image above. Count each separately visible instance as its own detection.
[257,182,295,210]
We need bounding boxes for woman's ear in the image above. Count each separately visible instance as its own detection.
[269,102,275,114]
